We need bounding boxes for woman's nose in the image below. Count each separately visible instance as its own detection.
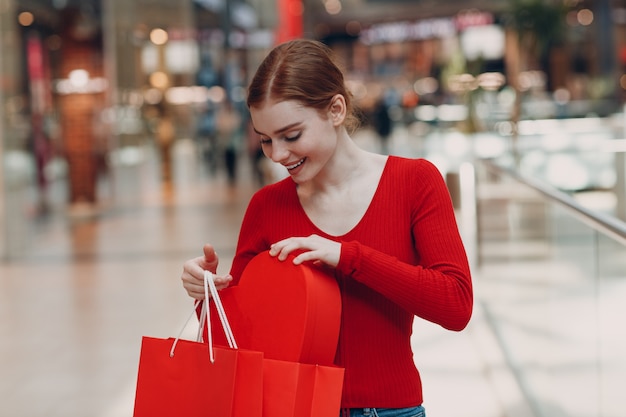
[269,141,290,163]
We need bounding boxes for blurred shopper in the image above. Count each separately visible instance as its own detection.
[156,112,175,183]
[31,113,54,213]
[372,95,392,154]
[180,39,473,416]
[214,101,242,185]
[246,117,267,186]
[196,104,218,174]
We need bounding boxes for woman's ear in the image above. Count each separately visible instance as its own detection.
[329,94,347,126]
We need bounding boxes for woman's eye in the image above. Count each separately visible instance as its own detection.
[285,132,301,142]
[259,137,271,145]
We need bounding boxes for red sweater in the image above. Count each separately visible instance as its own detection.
[229,156,473,408]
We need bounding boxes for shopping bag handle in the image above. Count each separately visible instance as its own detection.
[202,271,238,363]
[169,271,237,363]
[169,300,201,358]
[203,271,237,350]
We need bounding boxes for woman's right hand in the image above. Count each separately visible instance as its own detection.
[181,243,232,300]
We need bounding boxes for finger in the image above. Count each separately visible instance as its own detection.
[292,250,319,265]
[268,240,286,257]
[184,273,230,299]
[203,243,216,260]
[274,244,296,261]
[213,274,233,290]
[182,258,206,283]
[293,242,340,267]
[270,238,305,261]
[184,282,206,300]
[181,274,204,296]
[202,244,219,270]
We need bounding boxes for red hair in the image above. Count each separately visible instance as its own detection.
[247,39,360,132]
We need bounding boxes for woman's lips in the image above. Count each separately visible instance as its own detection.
[285,158,305,171]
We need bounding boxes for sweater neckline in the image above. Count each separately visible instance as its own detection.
[290,155,394,239]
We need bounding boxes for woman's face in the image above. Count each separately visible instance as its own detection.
[250,99,340,183]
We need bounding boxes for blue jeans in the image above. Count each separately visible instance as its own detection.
[344,406,426,417]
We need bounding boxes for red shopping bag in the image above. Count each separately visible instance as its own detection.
[133,337,263,417]
[133,273,264,417]
[262,358,345,417]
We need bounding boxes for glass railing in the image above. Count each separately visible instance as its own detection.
[473,158,626,417]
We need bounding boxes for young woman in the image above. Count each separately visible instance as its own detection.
[181,39,473,417]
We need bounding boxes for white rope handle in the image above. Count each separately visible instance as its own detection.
[169,299,201,358]
[203,271,215,363]
[168,271,238,363]
[205,271,238,349]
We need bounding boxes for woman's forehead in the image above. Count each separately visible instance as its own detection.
[250,101,312,130]
[251,99,305,113]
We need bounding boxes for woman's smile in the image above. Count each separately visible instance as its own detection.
[285,158,306,171]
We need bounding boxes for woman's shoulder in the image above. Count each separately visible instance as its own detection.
[383,157,450,208]
[387,155,442,179]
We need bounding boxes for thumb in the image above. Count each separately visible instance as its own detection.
[203,243,218,263]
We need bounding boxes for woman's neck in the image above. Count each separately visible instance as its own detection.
[303,131,385,194]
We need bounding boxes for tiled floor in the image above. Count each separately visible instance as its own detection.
[1,132,530,417]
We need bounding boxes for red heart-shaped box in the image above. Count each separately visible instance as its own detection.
[209,251,342,366]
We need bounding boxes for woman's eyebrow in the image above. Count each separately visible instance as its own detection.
[253,122,302,136]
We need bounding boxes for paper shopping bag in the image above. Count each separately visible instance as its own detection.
[133,336,263,417]
[262,358,345,417]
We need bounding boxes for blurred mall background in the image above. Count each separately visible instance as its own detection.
[2,1,626,416]
[1,0,625,255]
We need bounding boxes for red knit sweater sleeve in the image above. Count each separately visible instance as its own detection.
[228,178,300,285]
[336,158,473,331]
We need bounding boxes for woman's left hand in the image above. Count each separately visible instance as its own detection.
[269,234,341,268]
